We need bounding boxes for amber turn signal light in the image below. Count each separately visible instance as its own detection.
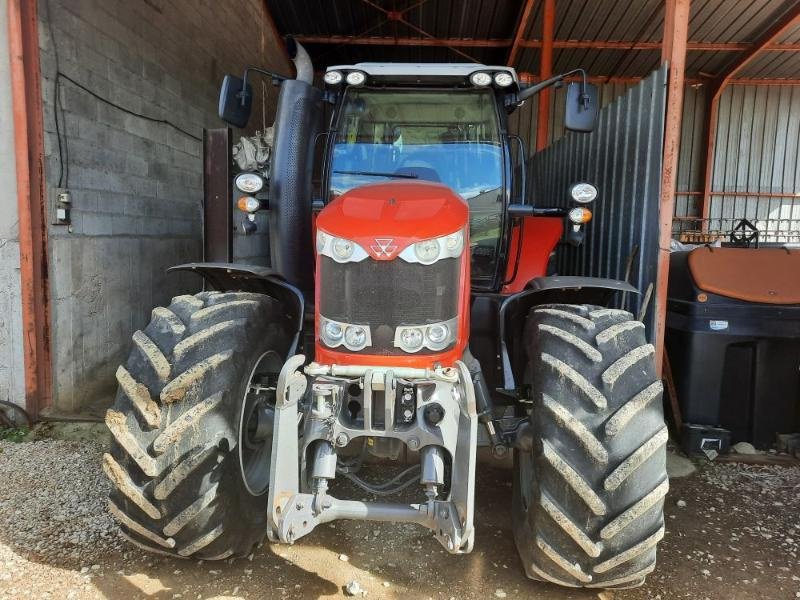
[237,196,261,213]
[568,207,592,224]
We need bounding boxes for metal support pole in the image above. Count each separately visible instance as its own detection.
[535,0,555,152]
[8,0,51,418]
[654,0,690,374]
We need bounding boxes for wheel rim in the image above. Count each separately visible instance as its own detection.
[239,350,282,496]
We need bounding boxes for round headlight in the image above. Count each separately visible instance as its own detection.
[470,72,492,87]
[400,328,423,350]
[444,230,464,255]
[427,323,449,344]
[345,71,366,86]
[316,231,329,254]
[323,70,343,85]
[414,239,440,264]
[494,72,514,87]
[324,321,343,344]
[570,182,598,203]
[332,237,355,260]
[235,173,264,194]
[568,207,593,224]
[345,325,367,349]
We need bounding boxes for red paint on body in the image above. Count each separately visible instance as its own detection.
[314,181,470,369]
[502,217,563,294]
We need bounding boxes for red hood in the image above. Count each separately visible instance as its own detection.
[316,181,469,260]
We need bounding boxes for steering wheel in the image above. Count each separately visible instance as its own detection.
[729,218,759,247]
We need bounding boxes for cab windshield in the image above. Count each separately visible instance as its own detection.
[329,88,504,281]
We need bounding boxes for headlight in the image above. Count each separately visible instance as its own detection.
[320,316,371,351]
[470,72,492,86]
[570,182,598,203]
[323,70,343,85]
[414,239,440,264]
[332,237,355,261]
[324,320,343,343]
[316,230,369,263]
[345,326,367,349]
[494,72,514,87]
[345,71,366,86]
[426,323,449,344]
[399,229,465,265]
[235,172,264,194]
[399,328,424,352]
[395,318,458,353]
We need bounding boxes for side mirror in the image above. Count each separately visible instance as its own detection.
[564,82,598,132]
[218,74,252,128]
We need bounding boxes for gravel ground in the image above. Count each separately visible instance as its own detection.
[1,434,799,600]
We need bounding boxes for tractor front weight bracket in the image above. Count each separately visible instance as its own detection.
[266,356,477,554]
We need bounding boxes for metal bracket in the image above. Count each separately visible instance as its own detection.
[266,359,477,554]
[266,354,307,542]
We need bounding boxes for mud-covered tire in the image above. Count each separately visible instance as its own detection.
[512,304,667,589]
[103,291,290,559]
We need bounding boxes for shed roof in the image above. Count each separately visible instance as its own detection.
[266,0,800,82]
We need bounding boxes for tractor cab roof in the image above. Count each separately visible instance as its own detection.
[324,63,521,91]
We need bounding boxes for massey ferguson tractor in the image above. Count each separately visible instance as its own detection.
[103,38,668,590]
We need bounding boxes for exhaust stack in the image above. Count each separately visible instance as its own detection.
[268,38,322,293]
[285,36,314,84]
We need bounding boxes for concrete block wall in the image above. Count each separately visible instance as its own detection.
[0,0,25,408]
[38,0,289,413]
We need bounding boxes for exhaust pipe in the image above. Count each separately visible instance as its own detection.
[285,36,313,84]
[268,36,322,293]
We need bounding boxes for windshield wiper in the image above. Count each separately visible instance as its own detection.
[333,170,418,179]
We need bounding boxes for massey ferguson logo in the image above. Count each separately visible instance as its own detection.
[371,238,397,257]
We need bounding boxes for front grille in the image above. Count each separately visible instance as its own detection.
[320,255,460,355]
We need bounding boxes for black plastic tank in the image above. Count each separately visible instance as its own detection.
[666,246,800,450]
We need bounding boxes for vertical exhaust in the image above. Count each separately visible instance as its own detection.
[285,36,314,84]
[268,38,322,293]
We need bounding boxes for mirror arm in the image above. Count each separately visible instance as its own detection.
[239,67,289,106]
[510,68,589,105]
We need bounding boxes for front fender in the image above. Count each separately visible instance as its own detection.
[168,262,305,357]
[498,276,639,391]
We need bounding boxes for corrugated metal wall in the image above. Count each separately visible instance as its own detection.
[527,66,667,338]
[707,85,800,237]
[511,80,800,245]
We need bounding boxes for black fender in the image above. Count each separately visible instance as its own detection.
[498,276,638,391]
[168,262,305,358]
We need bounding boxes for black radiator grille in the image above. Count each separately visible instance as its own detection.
[320,255,461,355]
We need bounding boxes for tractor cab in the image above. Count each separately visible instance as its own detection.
[322,64,513,287]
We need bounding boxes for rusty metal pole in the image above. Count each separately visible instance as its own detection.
[535,0,555,152]
[7,0,51,419]
[654,0,690,375]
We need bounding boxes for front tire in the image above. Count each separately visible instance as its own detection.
[513,304,667,589]
[103,291,290,559]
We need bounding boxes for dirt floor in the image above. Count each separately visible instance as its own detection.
[0,428,798,600]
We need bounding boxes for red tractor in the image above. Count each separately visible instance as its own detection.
[103,38,667,589]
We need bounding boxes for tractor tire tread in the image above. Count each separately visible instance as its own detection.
[105,291,289,560]
[513,303,667,589]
